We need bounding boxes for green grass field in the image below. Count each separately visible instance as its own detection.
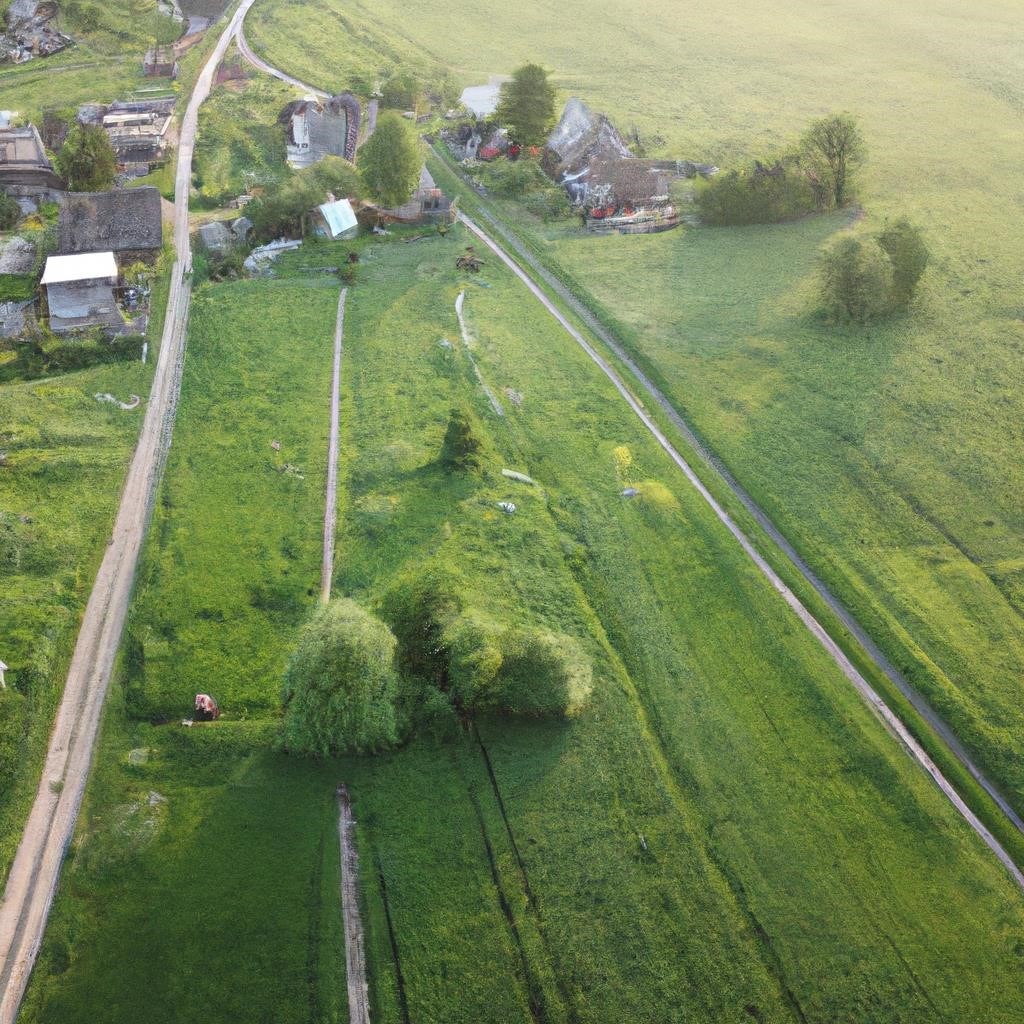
[23,233,1024,1023]
[240,0,1024,817]
[0,361,150,874]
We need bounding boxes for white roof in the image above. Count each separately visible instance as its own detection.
[41,252,118,285]
[317,198,357,238]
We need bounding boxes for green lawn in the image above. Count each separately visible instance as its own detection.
[24,233,1024,1023]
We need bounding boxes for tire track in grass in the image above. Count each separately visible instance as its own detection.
[456,209,1024,894]
[471,727,580,1024]
[321,288,347,604]
[373,852,412,1024]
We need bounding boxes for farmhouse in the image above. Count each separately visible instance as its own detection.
[81,100,175,177]
[280,94,361,169]
[580,159,679,234]
[0,124,62,206]
[57,187,163,264]
[40,251,122,333]
[544,98,633,184]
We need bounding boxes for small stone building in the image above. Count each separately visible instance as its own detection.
[40,251,122,333]
[581,159,679,234]
[57,187,164,265]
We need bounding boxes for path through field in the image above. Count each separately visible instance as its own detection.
[456,210,1024,893]
[337,785,371,1024]
[0,2,260,1019]
[321,288,347,604]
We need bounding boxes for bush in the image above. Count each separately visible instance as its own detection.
[381,71,421,111]
[496,629,593,718]
[820,235,895,323]
[441,405,485,472]
[695,158,820,226]
[523,186,571,222]
[280,600,400,755]
[56,124,117,192]
[0,191,21,230]
[359,112,422,208]
[876,218,929,306]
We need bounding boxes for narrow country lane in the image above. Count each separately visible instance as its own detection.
[321,289,347,604]
[0,2,260,1019]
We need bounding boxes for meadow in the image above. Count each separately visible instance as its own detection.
[23,232,1024,1023]
[0,359,150,874]
[242,0,1024,817]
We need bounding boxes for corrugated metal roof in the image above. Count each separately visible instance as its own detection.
[317,198,358,238]
[41,251,118,285]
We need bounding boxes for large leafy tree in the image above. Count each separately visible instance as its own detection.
[280,600,400,755]
[56,123,117,192]
[358,112,422,208]
[495,63,557,147]
[820,235,894,323]
[801,113,865,208]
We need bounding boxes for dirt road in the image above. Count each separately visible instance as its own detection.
[457,211,1024,893]
[321,289,347,605]
[0,3,260,1020]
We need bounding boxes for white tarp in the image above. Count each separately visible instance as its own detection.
[316,198,357,239]
[41,251,117,285]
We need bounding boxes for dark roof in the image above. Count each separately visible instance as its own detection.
[0,125,62,189]
[588,159,671,204]
[57,186,163,255]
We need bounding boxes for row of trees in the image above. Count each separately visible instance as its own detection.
[696,113,865,226]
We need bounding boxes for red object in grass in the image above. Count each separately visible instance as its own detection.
[478,145,500,161]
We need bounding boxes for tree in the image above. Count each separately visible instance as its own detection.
[305,155,361,200]
[0,190,20,230]
[821,235,894,323]
[358,112,422,208]
[496,628,593,718]
[876,218,929,306]
[440,405,483,471]
[495,63,557,147]
[56,124,117,192]
[801,113,865,208]
[280,600,399,755]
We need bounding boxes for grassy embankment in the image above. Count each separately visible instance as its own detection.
[273,0,1024,818]
[22,232,1024,1024]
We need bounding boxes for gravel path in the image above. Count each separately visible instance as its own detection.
[457,210,1024,893]
[337,785,371,1024]
[0,4,260,1019]
[321,288,346,604]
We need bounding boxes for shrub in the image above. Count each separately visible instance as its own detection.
[523,186,571,222]
[381,71,421,111]
[280,600,400,755]
[444,612,504,706]
[0,191,21,230]
[441,405,484,471]
[820,235,895,323]
[56,124,117,192]
[379,564,465,685]
[876,218,929,306]
[496,628,593,718]
[695,158,820,226]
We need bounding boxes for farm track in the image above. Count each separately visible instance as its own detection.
[441,170,1024,844]
[321,288,347,604]
[0,2,259,1020]
[337,785,371,1024]
[454,209,1024,893]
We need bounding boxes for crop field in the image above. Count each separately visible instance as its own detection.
[243,0,1024,816]
[0,360,149,874]
[23,232,1024,1023]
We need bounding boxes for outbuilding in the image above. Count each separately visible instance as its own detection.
[312,197,358,240]
[40,251,122,333]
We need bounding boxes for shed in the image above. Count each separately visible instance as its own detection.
[41,251,121,333]
[0,124,62,198]
[313,198,358,240]
[58,187,163,263]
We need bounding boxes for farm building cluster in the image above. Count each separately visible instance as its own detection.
[77,99,175,180]
[445,95,716,233]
